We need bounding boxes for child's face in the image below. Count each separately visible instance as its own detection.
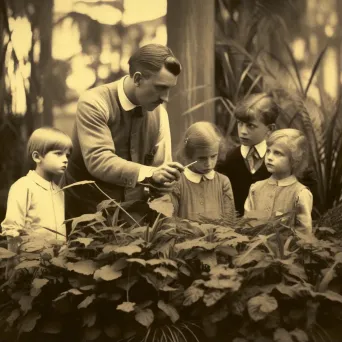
[189,143,219,174]
[237,116,272,146]
[265,142,292,179]
[35,149,71,180]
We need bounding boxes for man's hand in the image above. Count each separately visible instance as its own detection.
[151,162,184,184]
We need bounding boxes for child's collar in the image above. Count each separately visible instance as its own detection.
[267,175,297,186]
[240,140,267,159]
[184,168,215,183]
[27,170,53,190]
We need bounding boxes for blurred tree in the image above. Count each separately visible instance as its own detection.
[166,0,215,150]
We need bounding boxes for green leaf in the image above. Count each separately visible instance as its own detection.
[234,249,265,267]
[103,245,141,255]
[74,238,94,247]
[30,278,49,297]
[50,257,66,268]
[20,311,41,333]
[148,195,174,217]
[117,301,136,312]
[157,300,179,323]
[71,211,104,232]
[135,308,154,328]
[183,286,204,306]
[248,294,278,321]
[66,260,97,275]
[317,290,342,304]
[19,296,34,314]
[290,328,308,342]
[274,328,294,342]
[83,326,101,341]
[126,258,146,266]
[21,240,46,252]
[94,265,122,281]
[40,320,62,334]
[15,260,40,270]
[0,247,16,259]
[78,294,96,309]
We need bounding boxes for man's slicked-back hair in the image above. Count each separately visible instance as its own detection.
[128,44,182,77]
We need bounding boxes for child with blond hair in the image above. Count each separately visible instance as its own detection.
[244,128,313,234]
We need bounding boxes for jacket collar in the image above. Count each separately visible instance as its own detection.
[184,168,215,184]
[27,170,52,190]
[267,175,297,187]
[241,140,267,159]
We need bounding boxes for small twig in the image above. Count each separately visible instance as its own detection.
[184,161,198,168]
[93,183,141,227]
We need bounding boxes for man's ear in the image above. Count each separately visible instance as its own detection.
[32,151,42,164]
[133,72,143,87]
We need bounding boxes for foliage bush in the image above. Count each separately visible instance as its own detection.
[1,197,342,342]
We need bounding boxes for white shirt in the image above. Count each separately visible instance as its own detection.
[241,140,267,174]
[240,140,267,159]
[118,76,172,181]
[1,170,66,241]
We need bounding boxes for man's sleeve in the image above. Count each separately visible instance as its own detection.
[76,93,142,188]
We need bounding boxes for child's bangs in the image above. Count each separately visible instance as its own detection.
[42,134,72,154]
[234,109,257,123]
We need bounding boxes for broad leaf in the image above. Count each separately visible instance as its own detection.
[157,300,179,323]
[183,286,204,306]
[0,247,16,259]
[7,309,20,326]
[19,296,34,314]
[126,258,146,266]
[71,211,104,231]
[83,310,96,328]
[274,328,293,342]
[248,294,278,321]
[84,326,101,341]
[148,195,174,217]
[20,311,41,333]
[15,260,40,270]
[203,290,226,307]
[205,278,241,291]
[117,301,136,312]
[234,249,265,267]
[135,308,154,328]
[153,266,177,279]
[103,245,141,256]
[78,294,96,309]
[146,258,177,268]
[31,278,49,297]
[50,257,66,268]
[40,320,62,334]
[21,240,46,252]
[67,260,97,275]
[94,265,122,281]
[74,238,94,247]
[290,328,308,342]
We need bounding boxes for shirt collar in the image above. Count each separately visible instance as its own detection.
[184,168,215,183]
[118,76,137,111]
[241,140,267,159]
[267,175,297,187]
[27,170,52,190]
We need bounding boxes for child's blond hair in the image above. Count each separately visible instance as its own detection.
[267,128,308,176]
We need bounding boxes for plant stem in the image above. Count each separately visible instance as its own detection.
[93,183,141,227]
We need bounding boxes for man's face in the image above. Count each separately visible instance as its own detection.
[135,66,178,111]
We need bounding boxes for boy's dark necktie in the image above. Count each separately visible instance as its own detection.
[246,146,261,173]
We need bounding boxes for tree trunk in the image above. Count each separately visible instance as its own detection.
[166,0,215,151]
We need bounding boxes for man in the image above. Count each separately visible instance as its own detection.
[61,44,184,226]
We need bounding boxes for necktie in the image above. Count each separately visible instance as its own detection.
[246,146,260,173]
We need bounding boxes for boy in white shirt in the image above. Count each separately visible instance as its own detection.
[1,127,72,248]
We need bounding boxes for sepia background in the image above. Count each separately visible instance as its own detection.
[1,0,342,222]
